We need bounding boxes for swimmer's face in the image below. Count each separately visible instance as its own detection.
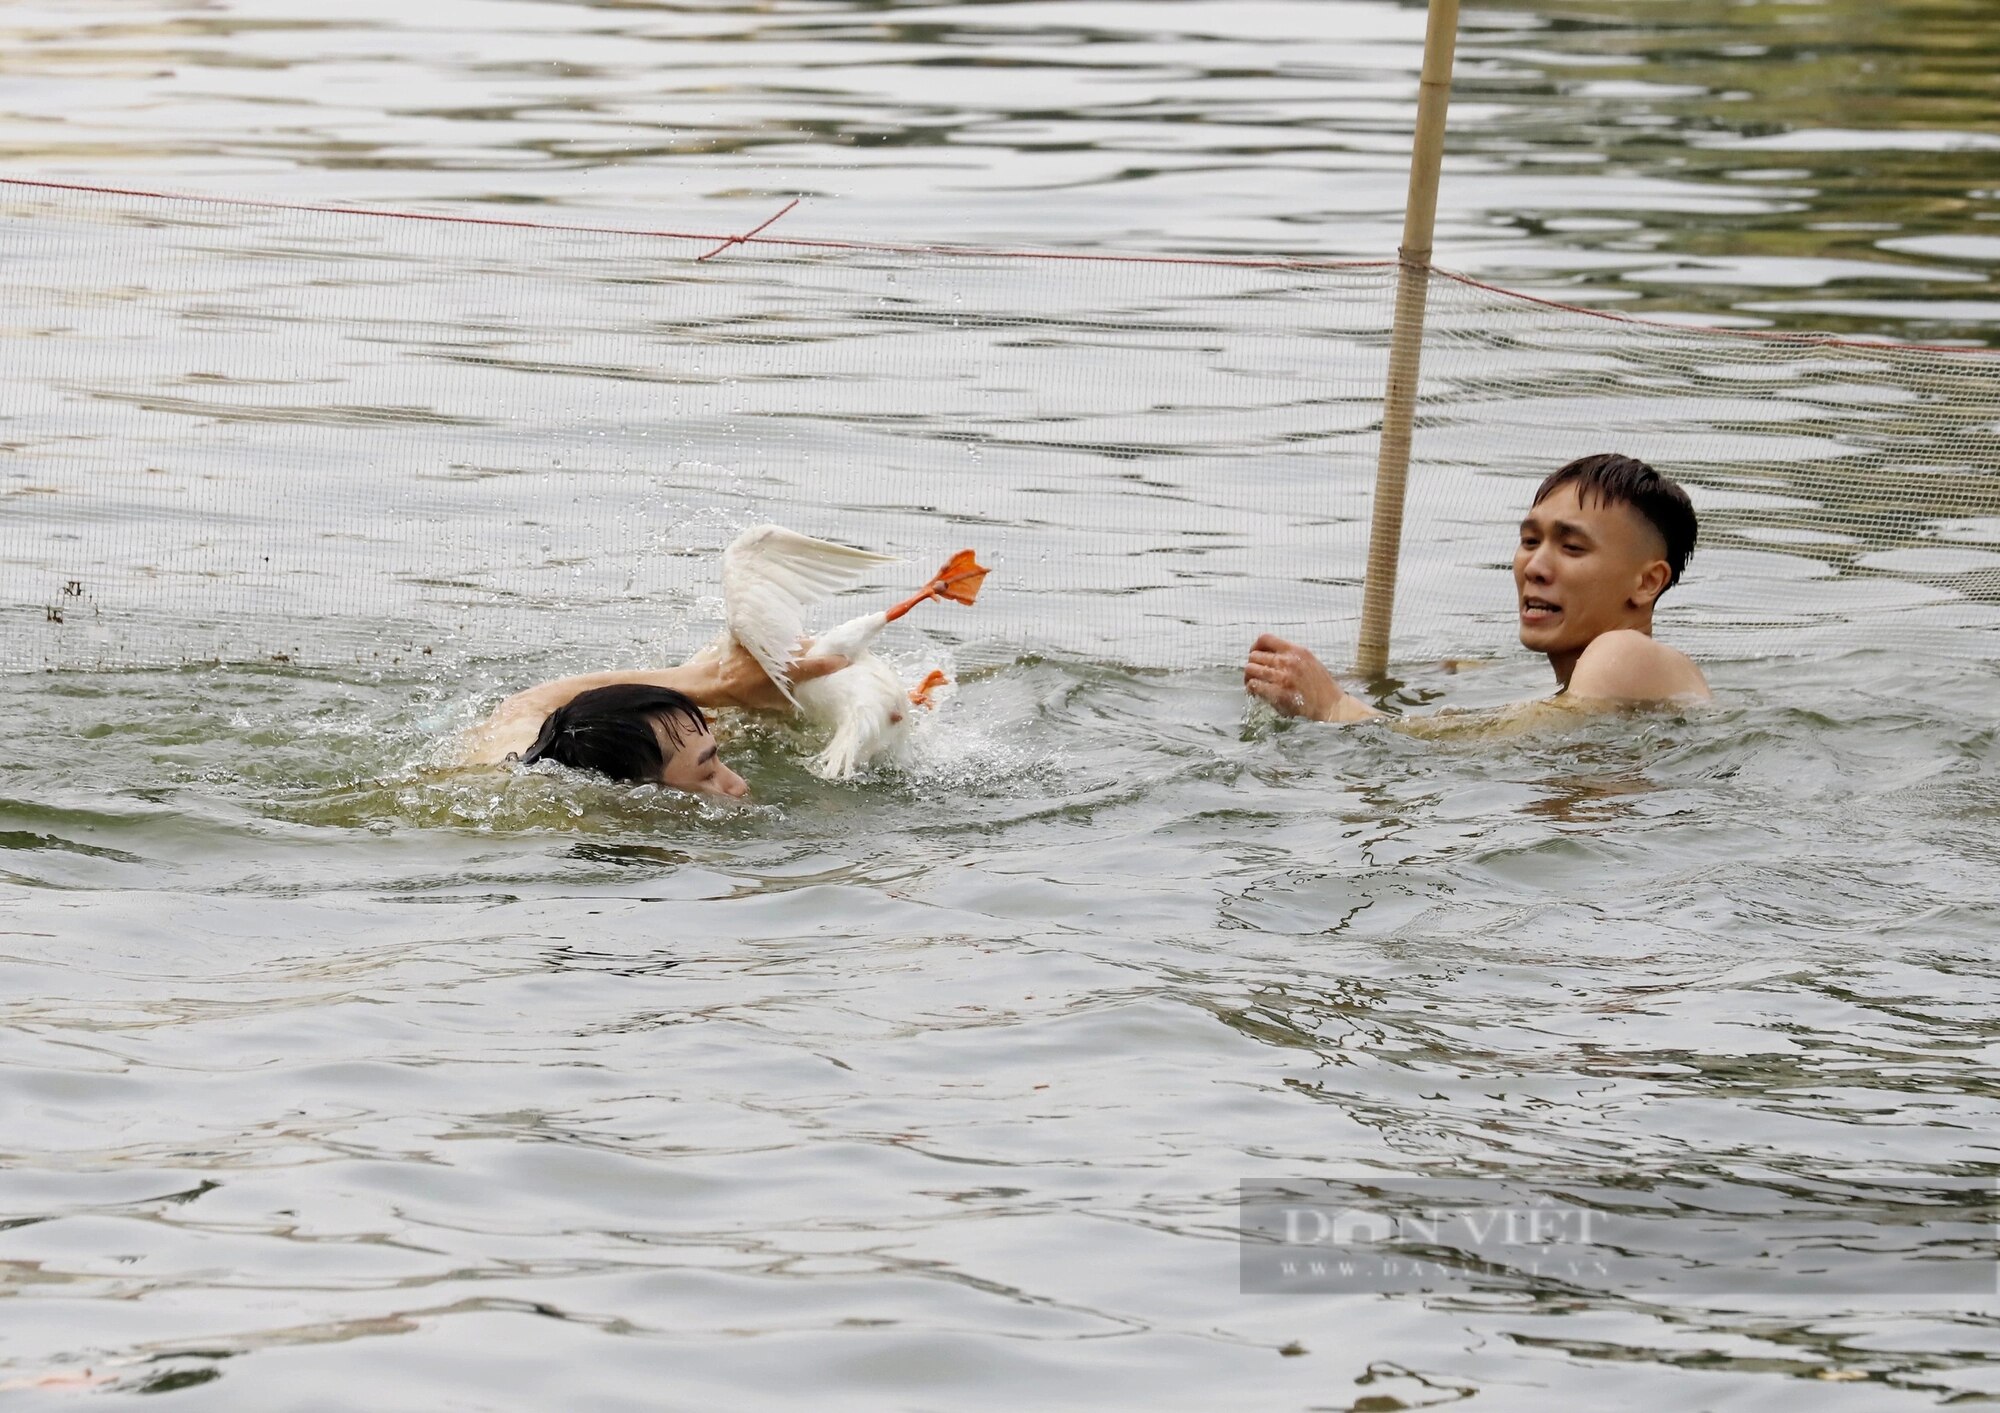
[1514,482,1673,657]
[659,722,749,800]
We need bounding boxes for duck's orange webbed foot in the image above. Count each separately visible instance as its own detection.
[930,550,988,605]
[884,550,991,623]
[908,669,950,709]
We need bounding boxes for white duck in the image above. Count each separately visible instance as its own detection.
[702,524,988,779]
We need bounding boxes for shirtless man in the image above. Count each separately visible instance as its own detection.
[1245,452,1710,721]
[457,639,850,800]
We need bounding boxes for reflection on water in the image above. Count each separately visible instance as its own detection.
[0,0,1992,339]
[1469,0,2000,334]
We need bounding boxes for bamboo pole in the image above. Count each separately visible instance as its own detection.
[1355,0,1462,679]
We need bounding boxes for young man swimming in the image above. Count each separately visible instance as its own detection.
[1245,452,1711,721]
[457,638,850,799]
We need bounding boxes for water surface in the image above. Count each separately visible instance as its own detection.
[0,0,1994,337]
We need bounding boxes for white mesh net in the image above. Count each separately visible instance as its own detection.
[4,181,1997,675]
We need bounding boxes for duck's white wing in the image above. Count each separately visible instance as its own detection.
[722,524,897,703]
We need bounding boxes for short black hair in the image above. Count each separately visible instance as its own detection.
[518,683,708,784]
[1533,452,1698,593]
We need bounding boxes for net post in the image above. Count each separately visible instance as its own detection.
[1356,0,1462,680]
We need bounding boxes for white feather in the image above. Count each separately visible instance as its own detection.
[720,525,896,705]
[708,525,950,780]
[791,611,914,779]
[800,654,913,780]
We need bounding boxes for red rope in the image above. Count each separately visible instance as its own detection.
[1431,266,2000,359]
[0,174,1990,355]
[696,198,799,262]
[0,175,1392,274]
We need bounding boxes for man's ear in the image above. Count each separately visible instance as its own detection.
[1630,559,1672,609]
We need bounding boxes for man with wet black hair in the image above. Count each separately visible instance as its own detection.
[515,683,748,798]
[458,637,850,799]
[1246,452,1710,721]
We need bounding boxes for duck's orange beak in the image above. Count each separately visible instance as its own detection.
[884,550,991,623]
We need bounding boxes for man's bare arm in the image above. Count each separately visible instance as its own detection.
[1241,627,1707,738]
[1244,634,1385,723]
[1564,629,1711,704]
[457,643,850,765]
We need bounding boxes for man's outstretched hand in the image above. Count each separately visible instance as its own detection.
[705,637,850,713]
[1244,634,1380,723]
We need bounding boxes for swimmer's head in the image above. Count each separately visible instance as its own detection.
[1532,453,1697,591]
[1517,454,1698,656]
[519,684,749,800]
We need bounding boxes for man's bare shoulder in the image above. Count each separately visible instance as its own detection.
[456,673,624,765]
[457,689,553,765]
[1567,629,1710,704]
[453,662,728,766]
